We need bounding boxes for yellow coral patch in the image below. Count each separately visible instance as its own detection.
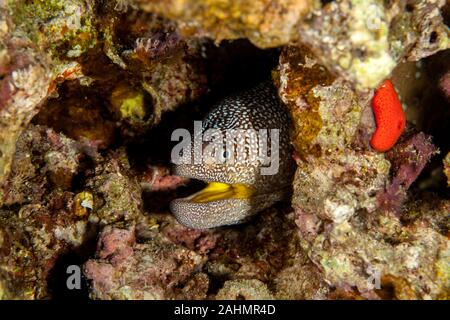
[73,191,94,217]
[111,84,147,122]
[276,45,335,157]
[119,93,146,120]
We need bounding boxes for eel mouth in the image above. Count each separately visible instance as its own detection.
[179,181,254,203]
[169,180,256,229]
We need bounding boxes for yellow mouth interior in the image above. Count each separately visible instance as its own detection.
[190,182,254,203]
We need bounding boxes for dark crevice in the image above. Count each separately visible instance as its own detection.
[142,179,206,213]
[127,40,278,167]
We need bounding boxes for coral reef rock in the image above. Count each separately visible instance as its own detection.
[0,0,448,301]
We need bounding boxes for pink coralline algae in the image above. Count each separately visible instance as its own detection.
[84,224,209,300]
[377,132,438,214]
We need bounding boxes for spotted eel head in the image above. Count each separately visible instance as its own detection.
[170,82,295,229]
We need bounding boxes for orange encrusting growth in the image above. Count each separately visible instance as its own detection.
[370,79,406,152]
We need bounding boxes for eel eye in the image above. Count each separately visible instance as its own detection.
[215,150,232,164]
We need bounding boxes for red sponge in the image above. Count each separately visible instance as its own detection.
[370,79,406,152]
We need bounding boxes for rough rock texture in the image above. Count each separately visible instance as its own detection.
[216,279,274,300]
[84,206,330,300]
[0,125,96,299]
[85,151,143,225]
[84,223,209,299]
[297,0,449,89]
[278,42,449,299]
[135,0,449,89]
[0,0,99,195]
[0,126,145,299]
[276,45,390,223]
[134,0,319,48]
[0,23,51,196]
[307,215,449,299]
[87,3,212,132]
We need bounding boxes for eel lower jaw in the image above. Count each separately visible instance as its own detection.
[170,181,256,229]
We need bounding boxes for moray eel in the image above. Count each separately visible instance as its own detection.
[170,82,295,229]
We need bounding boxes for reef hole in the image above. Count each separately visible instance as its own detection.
[47,250,93,300]
[125,39,280,214]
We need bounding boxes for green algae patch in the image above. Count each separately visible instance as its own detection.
[8,0,98,58]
